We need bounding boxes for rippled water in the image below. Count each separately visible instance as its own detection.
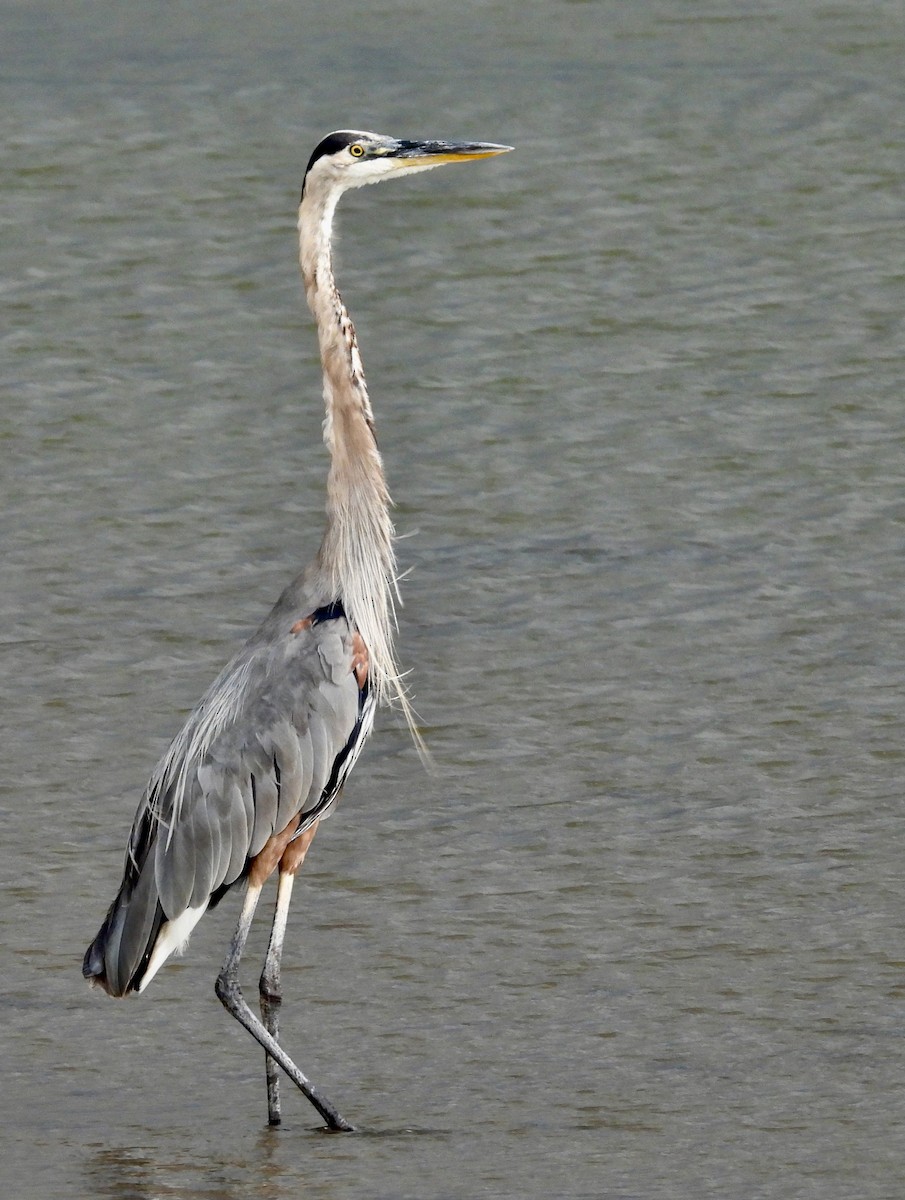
[3,2,905,1197]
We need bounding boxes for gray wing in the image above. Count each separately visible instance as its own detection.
[83,577,373,996]
[151,608,362,914]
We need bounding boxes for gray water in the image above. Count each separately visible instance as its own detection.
[3,1,905,1197]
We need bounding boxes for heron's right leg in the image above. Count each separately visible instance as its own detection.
[215,880,353,1132]
[259,870,296,1126]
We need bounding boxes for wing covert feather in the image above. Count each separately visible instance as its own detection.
[249,762,280,855]
[156,783,196,916]
[221,777,252,887]
[194,763,251,889]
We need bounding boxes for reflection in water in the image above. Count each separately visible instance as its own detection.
[87,1132,289,1200]
[87,1144,172,1200]
[84,1126,452,1199]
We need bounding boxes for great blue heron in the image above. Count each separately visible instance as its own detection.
[83,130,511,1131]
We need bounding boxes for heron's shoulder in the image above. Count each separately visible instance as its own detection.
[148,588,355,792]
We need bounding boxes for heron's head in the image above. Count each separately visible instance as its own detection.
[301,130,512,201]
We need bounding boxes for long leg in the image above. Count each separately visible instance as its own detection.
[260,870,296,1126]
[215,880,353,1131]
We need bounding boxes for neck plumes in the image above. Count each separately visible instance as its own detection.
[298,184,412,727]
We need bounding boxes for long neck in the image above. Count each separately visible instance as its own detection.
[297,185,403,712]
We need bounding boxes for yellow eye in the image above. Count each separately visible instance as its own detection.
[349,143,365,158]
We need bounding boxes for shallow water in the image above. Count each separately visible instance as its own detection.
[3,2,905,1197]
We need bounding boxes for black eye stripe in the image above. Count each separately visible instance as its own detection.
[305,132,355,173]
[302,133,371,196]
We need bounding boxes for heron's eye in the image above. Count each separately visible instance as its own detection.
[349,144,365,158]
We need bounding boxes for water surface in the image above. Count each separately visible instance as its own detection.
[3,2,905,1197]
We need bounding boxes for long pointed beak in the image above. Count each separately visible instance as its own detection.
[388,139,513,166]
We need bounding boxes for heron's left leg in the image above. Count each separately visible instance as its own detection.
[256,821,320,1125]
[260,869,296,1126]
[215,833,351,1131]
